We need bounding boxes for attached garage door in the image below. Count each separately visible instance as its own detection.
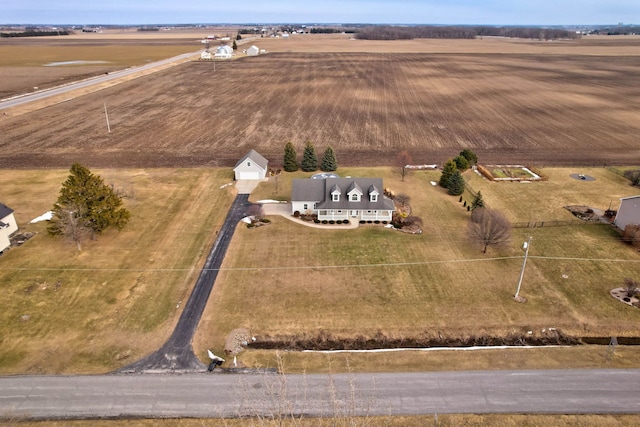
[238,172,260,180]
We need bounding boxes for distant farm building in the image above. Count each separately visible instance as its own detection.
[246,45,259,56]
[214,45,233,59]
[234,150,269,180]
[200,51,212,60]
[615,195,640,230]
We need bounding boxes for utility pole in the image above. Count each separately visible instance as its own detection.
[104,103,111,133]
[514,236,532,301]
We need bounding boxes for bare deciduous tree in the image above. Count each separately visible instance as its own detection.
[55,203,90,251]
[396,150,413,182]
[468,208,511,253]
[623,278,639,298]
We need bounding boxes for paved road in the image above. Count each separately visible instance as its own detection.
[1,369,639,419]
[0,50,201,110]
[120,194,252,372]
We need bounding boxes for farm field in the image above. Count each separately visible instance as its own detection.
[0,168,234,374]
[1,36,640,168]
[194,166,640,370]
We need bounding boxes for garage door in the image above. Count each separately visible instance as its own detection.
[239,172,260,180]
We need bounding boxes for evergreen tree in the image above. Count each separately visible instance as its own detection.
[48,164,130,245]
[447,170,466,196]
[232,40,238,50]
[321,145,338,172]
[453,154,469,170]
[439,159,457,188]
[471,191,485,210]
[283,142,298,172]
[301,141,318,172]
[460,148,478,166]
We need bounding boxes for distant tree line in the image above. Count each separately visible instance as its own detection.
[138,27,160,32]
[592,25,640,35]
[1,29,73,37]
[355,25,578,40]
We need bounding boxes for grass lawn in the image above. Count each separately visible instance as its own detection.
[0,168,234,374]
[194,166,640,369]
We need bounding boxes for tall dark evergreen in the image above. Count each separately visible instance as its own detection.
[283,141,298,172]
[447,170,466,195]
[459,149,478,166]
[48,163,130,239]
[453,154,469,171]
[439,159,457,188]
[321,145,338,172]
[301,141,318,172]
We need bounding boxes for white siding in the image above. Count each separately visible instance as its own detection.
[615,197,640,230]
[1,212,17,235]
[0,229,9,252]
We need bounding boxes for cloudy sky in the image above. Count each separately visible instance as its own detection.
[2,0,639,25]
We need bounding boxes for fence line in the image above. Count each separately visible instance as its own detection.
[512,220,608,229]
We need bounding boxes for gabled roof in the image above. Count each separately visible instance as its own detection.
[620,195,640,201]
[0,203,14,220]
[234,149,269,170]
[292,178,395,211]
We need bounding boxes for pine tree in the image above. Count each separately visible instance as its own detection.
[321,145,337,172]
[301,141,318,172]
[460,148,478,166]
[232,40,238,50]
[453,154,469,170]
[48,164,130,246]
[439,159,457,188]
[447,170,466,196]
[283,142,298,172]
[471,191,485,210]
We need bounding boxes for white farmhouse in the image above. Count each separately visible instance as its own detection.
[234,150,269,180]
[200,51,212,60]
[214,45,233,59]
[615,195,640,230]
[0,203,18,253]
[291,177,395,222]
[246,45,259,56]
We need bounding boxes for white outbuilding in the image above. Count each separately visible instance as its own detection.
[214,45,233,59]
[246,45,259,56]
[0,203,18,253]
[200,51,212,60]
[234,150,269,180]
[615,195,640,230]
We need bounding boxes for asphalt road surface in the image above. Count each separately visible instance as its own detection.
[120,194,252,373]
[0,50,201,110]
[1,369,639,419]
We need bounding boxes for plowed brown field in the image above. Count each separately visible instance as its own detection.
[1,38,640,168]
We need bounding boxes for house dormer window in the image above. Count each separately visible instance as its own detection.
[369,185,379,202]
[332,193,340,202]
[351,194,358,201]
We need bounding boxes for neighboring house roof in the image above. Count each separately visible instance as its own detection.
[0,203,14,219]
[620,195,640,201]
[292,178,395,211]
[235,149,269,171]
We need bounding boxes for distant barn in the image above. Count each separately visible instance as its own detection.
[214,45,233,59]
[246,45,259,56]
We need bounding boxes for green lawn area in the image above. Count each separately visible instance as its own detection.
[0,168,234,374]
[195,166,640,369]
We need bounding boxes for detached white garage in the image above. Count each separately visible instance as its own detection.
[234,149,269,180]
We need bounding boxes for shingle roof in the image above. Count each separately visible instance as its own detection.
[234,149,269,170]
[0,203,14,220]
[292,178,395,211]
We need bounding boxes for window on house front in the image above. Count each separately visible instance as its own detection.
[247,162,251,167]
[303,204,308,210]
[370,194,378,202]
[332,194,339,202]
[351,194,358,201]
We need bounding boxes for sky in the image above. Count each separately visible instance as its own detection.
[2,0,639,26]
